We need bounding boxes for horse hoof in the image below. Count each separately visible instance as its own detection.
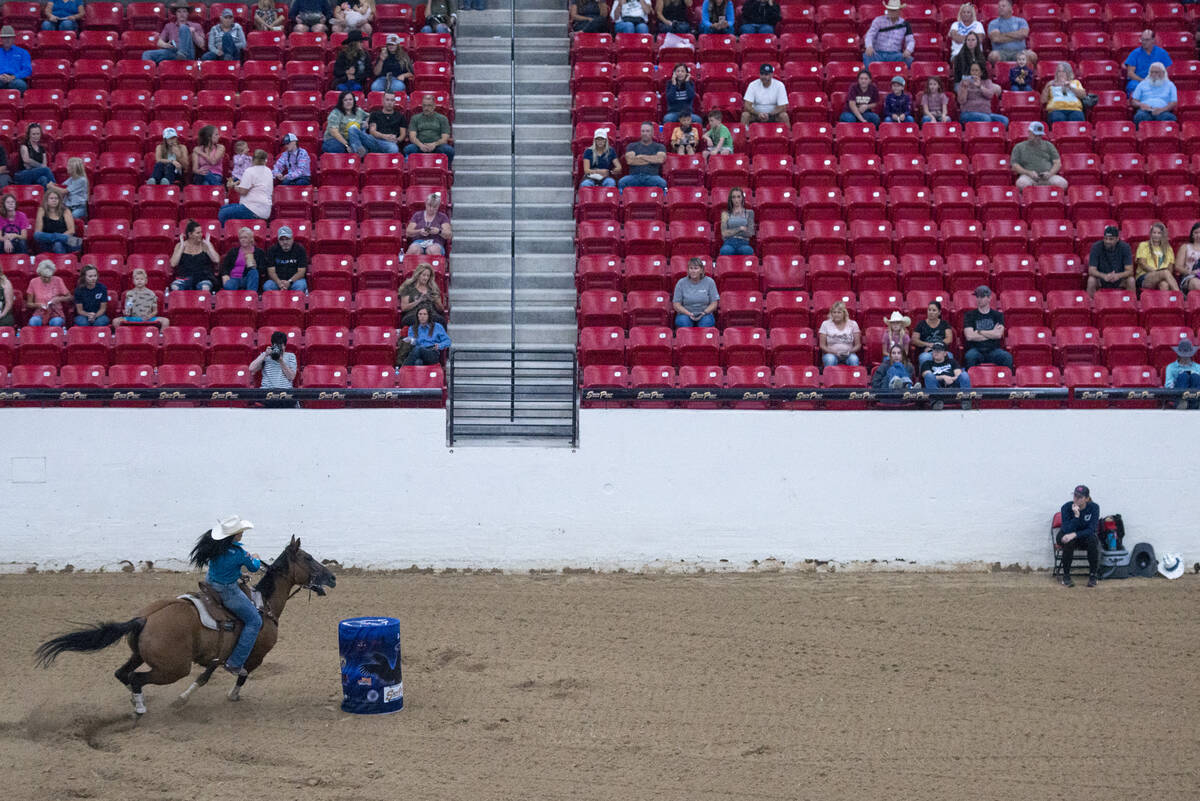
[227,689,240,702]
[171,695,189,709]
[131,694,147,715]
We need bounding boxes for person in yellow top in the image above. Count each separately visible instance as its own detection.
[1135,221,1180,291]
[1041,62,1086,127]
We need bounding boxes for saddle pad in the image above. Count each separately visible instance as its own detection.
[178,590,266,631]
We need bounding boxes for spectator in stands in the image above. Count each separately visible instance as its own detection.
[569,0,610,34]
[332,30,370,93]
[862,0,914,67]
[332,0,374,37]
[986,0,1029,65]
[273,134,312,186]
[672,257,719,328]
[663,64,697,123]
[203,9,246,61]
[72,265,109,328]
[404,94,454,161]
[220,150,273,223]
[699,0,733,34]
[364,92,408,155]
[618,122,667,190]
[0,26,32,93]
[913,300,953,367]
[921,342,971,406]
[947,2,984,59]
[230,140,252,181]
[1174,222,1200,294]
[421,0,456,33]
[1057,485,1099,587]
[656,0,692,34]
[718,187,754,256]
[0,147,9,189]
[33,189,79,254]
[399,262,446,327]
[220,227,265,292]
[405,191,451,256]
[15,123,55,187]
[818,301,861,368]
[254,0,286,31]
[113,268,168,330]
[1124,30,1172,95]
[191,125,226,186]
[149,128,188,186]
[1086,225,1135,296]
[1165,339,1200,408]
[1008,51,1034,92]
[950,31,987,84]
[372,34,414,93]
[1042,62,1086,126]
[872,343,914,390]
[323,90,371,155]
[291,0,333,34]
[0,192,30,254]
[963,285,1012,368]
[60,158,87,220]
[702,109,733,156]
[402,307,451,366]
[42,0,83,31]
[670,113,700,154]
[142,2,205,63]
[956,62,1006,125]
[611,0,651,33]
[1010,121,1064,192]
[739,0,779,35]
[250,331,298,389]
[0,262,14,326]
[742,64,789,125]
[169,221,219,291]
[25,259,69,327]
[881,310,911,359]
[920,77,951,123]
[1135,221,1180,292]
[580,128,620,188]
[840,69,881,126]
[883,76,914,123]
[263,226,309,291]
[1131,62,1178,125]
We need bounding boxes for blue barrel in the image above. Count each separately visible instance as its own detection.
[339,617,404,714]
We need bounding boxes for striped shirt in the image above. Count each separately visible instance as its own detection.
[260,351,297,389]
[864,15,914,54]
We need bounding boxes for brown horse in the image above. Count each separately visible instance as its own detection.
[35,536,336,715]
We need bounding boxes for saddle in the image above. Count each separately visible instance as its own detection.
[177,580,269,632]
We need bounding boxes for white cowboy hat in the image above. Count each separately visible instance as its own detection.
[883,310,911,326]
[883,0,905,10]
[213,516,254,541]
[1157,552,1185,580]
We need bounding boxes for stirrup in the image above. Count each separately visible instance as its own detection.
[222,662,248,677]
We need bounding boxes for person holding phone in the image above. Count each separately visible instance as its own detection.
[405,191,451,256]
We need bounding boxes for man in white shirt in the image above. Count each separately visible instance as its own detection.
[741,63,790,125]
[219,149,275,223]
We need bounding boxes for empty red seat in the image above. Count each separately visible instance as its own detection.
[65,327,113,367]
[1056,326,1103,367]
[113,325,161,366]
[673,327,720,367]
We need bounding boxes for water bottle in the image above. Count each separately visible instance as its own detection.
[1106,532,1117,550]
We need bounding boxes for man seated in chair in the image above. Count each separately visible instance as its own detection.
[1057,484,1100,588]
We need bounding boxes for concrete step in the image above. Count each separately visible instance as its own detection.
[457,9,569,24]
[449,287,577,304]
[456,254,575,274]
[449,134,571,157]
[450,303,576,325]
[456,36,567,52]
[456,79,570,96]
[459,93,570,109]
[454,203,573,222]
[450,323,578,346]
[456,64,569,82]
[453,184,573,208]
[450,168,572,187]
[454,107,569,126]
[452,272,576,290]
[455,218,572,234]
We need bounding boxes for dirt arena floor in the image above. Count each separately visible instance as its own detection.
[1,569,1197,801]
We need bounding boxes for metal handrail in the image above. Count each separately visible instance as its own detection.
[509,0,518,420]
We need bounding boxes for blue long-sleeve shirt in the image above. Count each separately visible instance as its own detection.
[0,45,32,81]
[411,321,451,350]
[207,543,262,585]
[699,0,734,33]
[1059,500,1099,540]
[1165,359,1200,388]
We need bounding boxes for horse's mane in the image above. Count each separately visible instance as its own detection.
[254,543,294,599]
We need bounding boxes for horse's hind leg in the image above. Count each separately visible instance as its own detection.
[174,664,218,707]
[228,674,248,702]
[114,652,143,688]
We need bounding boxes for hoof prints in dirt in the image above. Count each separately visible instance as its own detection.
[429,647,487,673]
[513,677,586,699]
[9,706,136,752]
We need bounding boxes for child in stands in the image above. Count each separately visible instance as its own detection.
[230,140,252,182]
[113,267,169,330]
[1008,50,1034,92]
[921,77,951,123]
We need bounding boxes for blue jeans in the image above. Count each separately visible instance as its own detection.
[356,131,400,154]
[278,175,311,185]
[404,345,441,366]
[0,78,27,92]
[74,314,111,327]
[923,371,971,389]
[42,19,78,29]
[864,51,912,66]
[151,162,181,184]
[218,203,261,223]
[882,115,915,124]
[263,278,308,291]
[3,238,27,253]
[370,75,408,93]
[335,80,363,93]
[959,112,1009,125]
[1173,370,1200,408]
[421,22,451,33]
[201,32,242,60]
[28,315,65,326]
[464,0,485,8]
[884,363,913,387]
[720,237,754,256]
[613,21,650,33]
[675,313,715,328]
[192,172,223,185]
[212,581,262,669]
[822,353,860,368]
[1048,109,1085,126]
[618,173,668,191]
[34,232,80,253]
[740,23,774,34]
[403,143,455,161]
[170,277,214,291]
[580,177,616,188]
[143,25,195,63]
[1133,110,1177,125]
[14,166,54,186]
[223,269,259,292]
[964,347,1013,368]
[839,111,880,126]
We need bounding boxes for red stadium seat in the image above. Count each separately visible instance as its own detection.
[1056,326,1103,367]
[113,325,161,366]
[65,327,114,367]
[673,327,720,367]
[1007,326,1053,366]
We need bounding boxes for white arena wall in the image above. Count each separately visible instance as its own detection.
[2,408,1196,572]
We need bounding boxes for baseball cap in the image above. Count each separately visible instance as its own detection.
[162,127,179,139]
[974,284,992,297]
[386,33,401,44]
[220,7,233,16]
[592,128,609,140]
[277,225,293,238]
[931,341,947,351]
[1073,484,1090,497]
[1104,225,1120,237]
[0,25,16,37]
[1028,121,1045,135]
[281,132,298,143]
[891,76,906,86]
[759,63,774,75]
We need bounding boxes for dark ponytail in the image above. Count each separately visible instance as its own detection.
[189,529,236,570]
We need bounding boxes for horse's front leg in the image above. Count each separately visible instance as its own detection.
[174,663,219,707]
[227,673,248,702]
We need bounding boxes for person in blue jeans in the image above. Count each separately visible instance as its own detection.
[871,344,915,391]
[142,3,203,63]
[962,285,1014,368]
[613,0,652,33]
[42,0,83,30]
[672,257,719,328]
[0,26,32,93]
[402,306,452,365]
[1165,339,1200,409]
[920,342,971,410]
[579,128,620,188]
[738,0,779,34]
[956,62,1008,125]
[1130,63,1179,125]
[190,516,263,677]
[201,9,246,61]
[618,122,667,191]
[219,227,265,292]
[662,64,696,124]
[719,187,755,256]
[840,70,882,126]
[72,265,110,328]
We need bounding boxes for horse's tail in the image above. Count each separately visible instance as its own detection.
[34,618,145,668]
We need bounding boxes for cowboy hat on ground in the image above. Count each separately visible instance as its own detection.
[1157,552,1185,580]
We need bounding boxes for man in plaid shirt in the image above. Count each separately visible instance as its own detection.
[863,0,915,66]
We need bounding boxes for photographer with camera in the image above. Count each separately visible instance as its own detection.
[249,331,298,390]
